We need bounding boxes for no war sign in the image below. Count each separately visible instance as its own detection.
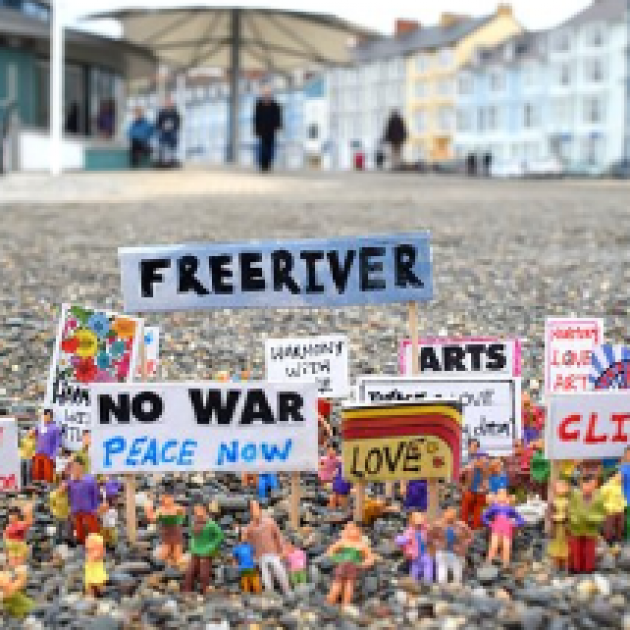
[118,233,433,312]
[545,392,630,460]
[89,382,318,474]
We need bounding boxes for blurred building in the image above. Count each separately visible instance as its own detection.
[455,0,629,172]
[0,0,155,171]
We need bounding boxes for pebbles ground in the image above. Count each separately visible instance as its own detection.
[0,169,629,628]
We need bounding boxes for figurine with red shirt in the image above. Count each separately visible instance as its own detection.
[318,399,333,448]
[31,408,62,483]
[521,393,544,447]
[482,488,526,566]
[460,439,489,529]
[395,511,433,583]
[3,503,33,565]
[59,458,101,544]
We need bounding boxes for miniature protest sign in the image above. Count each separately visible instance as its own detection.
[342,401,463,482]
[0,418,20,492]
[400,337,521,377]
[356,376,521,455]
[118,233,433,312]
[90,381,318,475]
[544,318,604,394]
[589,344,630,390]
[545,392,630,460]
[45,304,142,450]
[265,334,349,398]
[135,326,160,379]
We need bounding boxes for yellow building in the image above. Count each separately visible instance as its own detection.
[406,5,522,162]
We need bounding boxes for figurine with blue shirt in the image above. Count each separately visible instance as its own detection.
[233,526,262,593]
[428,506,473,584]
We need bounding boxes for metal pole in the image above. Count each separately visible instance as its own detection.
[228,8,241,164]
[50,0,65,176]
[625,0,630,162]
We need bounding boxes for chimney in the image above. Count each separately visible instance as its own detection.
[395,19,420,36]
[439,13,469,28]
[496,4,513,17]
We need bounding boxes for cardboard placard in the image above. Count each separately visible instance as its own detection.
[135,326,160,379]
[118,233,433,312]
[544,318,604,395]
[265,334,349,398]
[589,344,630,390]
[545,392,630,460]
[356,376,521,456]
[45,304,143,450]
[0,418,20,492]
[90,382,318,474]
[341,401,463,482]
[400,336,521,377]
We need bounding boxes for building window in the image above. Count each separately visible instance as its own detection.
[416,54,431,73]
[490,70,505,92]
[487,106,500,131]
[439,49,454,68]
[558,63,572,86]
[478,107,485,132]
[414,80,428,98]
[414,111,427,133]
[583,97,605,124]
[554,31,571,52]
[584,58,605,83]
[457,74,474,95]
[586,25,605,48]
[523,103,536,129]
[581,136,604,164]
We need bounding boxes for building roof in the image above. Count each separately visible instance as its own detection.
[352,14,493,63]
[558,0,626,28]
[462,30,548,70]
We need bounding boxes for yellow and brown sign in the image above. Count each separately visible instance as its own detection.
[341,401,463,483]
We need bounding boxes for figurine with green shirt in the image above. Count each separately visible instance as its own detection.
[183,503,224,594]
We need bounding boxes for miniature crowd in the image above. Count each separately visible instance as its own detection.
[1,396,629,624]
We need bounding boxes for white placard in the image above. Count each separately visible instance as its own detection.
[265,334,349,398]
[0,419,21,492]
[135,326,161,379]
[545,318,604,395]
[356,376,521,455]
[90,381,318,474]
[546,392,630,460]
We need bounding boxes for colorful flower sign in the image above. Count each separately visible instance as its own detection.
[45,304,142,450]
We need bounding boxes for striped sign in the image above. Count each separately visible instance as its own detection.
[341,401,463,483]
[590,344,630,390]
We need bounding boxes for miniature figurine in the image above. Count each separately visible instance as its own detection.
[567,472,606,573]
[257,473,279,500]
[18,429,36,488]
[326,522,375,606]
[395,511,433,583]
[461,440,489,529]
[74,432,91,474]
[3,503,33,565]
[243,500,291,595]
[529,439,550,499]
[547,478,570,570]
[49,485,72,545]
[144,485,186,567]
[102,477,123,505]
[233,526,262,593]
[0,554,33,618]
[319,446,340,485]
[241,473,258,489]
[428,506,473,584]
[55,448,71,484]
[61,458,101,544]
[183,503,224,594]
[482,488,526,566]
[620,446,630,540]
[318,399,334,447]
[600,471,625,544]
[329,460,352,510]
[84,533,107,596]
[31,408,62,483]
[521,393,543,446]
[487,457,509,501]
[404,479,428,511]
[362,496,397,526]
[284,540,308,586]
[99,498,118,549]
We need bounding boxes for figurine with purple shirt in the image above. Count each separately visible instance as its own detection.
[31,408,62,483]
[482,488,526,566]
[404,480,428,511]
[329,460,352,509]
[59,458,101,545]
[395,512,433,583]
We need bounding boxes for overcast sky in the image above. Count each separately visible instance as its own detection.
[68,0,593,36]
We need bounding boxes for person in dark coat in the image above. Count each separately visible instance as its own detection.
[384,110,407,169]
[156,96,181,168]
[127,107,154,168]
[254,85,282,172]
[65,102,80,134]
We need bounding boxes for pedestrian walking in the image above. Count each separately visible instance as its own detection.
[383,110,407,169]
[254,85,282,172]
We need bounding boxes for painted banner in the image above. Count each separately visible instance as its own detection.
[45,304,143,451]
[342,401,463,482]
[545,392,630,460]
[118,233,433,312]
[544,318,604,395]
[356,376,521,455]
[400,336,521,377]
[589,345,630,390]
[89,381,318,474]
[0,419,20,492]
[265,334,349,398]
[135,326,160,379]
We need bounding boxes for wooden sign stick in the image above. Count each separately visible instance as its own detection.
[289,471,300,529]
[354,481,366,523]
